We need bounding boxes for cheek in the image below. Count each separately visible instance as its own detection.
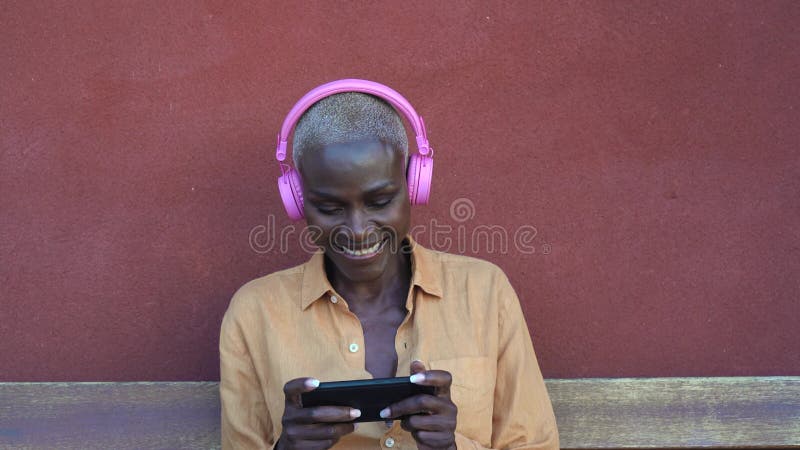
[385,204,411,234]
[303,215,335,244]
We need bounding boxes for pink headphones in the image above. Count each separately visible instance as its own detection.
[275,79,434,220]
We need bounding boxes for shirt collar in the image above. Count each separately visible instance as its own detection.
[300,235,443,310]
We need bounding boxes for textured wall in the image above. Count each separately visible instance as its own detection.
[1,1,798,381]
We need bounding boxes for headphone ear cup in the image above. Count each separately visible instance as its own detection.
[407,154,433,205]
[278,168,305,220]
[414,155,433,205]
[406,154,419,204]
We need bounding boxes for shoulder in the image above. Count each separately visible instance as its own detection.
[414,243,517,314]
[418,244,510,285]
[439,251,506,276]
[222,261,305,327]
[429,250,528,333]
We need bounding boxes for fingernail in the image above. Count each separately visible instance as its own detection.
[379,408,390,418]
[412,359,425,365]
[350,408,361,418]
[305,378,320,388]
[353,423,359,430]
[410,373,425,384]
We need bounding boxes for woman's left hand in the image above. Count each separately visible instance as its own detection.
[380,360,457,450]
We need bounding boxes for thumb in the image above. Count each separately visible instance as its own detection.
[410,359,426,375]
[283,377,320,408]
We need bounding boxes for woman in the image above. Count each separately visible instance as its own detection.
[220,80,559,449]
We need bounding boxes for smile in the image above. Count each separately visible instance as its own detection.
[335,237,389,259]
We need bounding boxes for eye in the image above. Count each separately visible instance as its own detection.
[369,197,393,209]
[316,205,344,215]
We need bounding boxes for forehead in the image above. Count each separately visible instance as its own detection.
[298,140,404,196]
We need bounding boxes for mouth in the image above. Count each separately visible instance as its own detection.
[334,236,389,260]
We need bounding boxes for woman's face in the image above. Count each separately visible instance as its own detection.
[298,139,411,284]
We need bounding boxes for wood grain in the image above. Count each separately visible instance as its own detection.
[0,382,220,449]
[548,377,800,449]
[1,377,798,449]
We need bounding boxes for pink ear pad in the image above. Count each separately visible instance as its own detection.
[407,154,433,205]
[407,156,419,204]
[278,169,305,220]
[414,155,433,204]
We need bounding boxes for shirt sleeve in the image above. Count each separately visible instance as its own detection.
[219,297,277,450]
[456,269,559,450]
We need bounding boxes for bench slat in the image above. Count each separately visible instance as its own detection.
[0,382,219,449]
[1,377,798,449]
[548,376,800,449]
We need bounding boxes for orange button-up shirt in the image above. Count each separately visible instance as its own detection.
[220,238,559,449]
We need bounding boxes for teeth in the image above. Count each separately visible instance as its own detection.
[341,240,382,256]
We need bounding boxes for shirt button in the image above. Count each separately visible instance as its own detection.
[384,437,395,448]
[330,295,338,304]
[349,343,359,353]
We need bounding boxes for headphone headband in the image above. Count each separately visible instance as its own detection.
[275,79,431,162]
[274,79,434,220]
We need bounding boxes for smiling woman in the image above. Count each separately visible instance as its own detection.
[219,80,559,450]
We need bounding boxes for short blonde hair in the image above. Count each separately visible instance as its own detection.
[292,92,409,169]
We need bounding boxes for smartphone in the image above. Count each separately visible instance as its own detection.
[300,377,435,422]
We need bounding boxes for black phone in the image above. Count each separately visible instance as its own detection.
[300,377,435,423]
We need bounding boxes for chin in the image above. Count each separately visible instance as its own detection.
[325,236,395,283]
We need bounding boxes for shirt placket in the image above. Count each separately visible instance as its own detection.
[379,287,419,449]
[327,288,419,449]
[328,293,366,374]
[382,420,410,449]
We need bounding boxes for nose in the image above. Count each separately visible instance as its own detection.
[344,208,377,244]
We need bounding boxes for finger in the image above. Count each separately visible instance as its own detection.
[283,377,320,407]
[410,369,452,398]
[283,422,357,441]
[289,405,361,424]
[380,393,453,419]
[412,430,456,449]
[410,359,426,375]
[400,413,454,432]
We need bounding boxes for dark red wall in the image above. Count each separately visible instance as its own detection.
[1,1,798,381]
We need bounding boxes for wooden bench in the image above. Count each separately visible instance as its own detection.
[1,377,798,449]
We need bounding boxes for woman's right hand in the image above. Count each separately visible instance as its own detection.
[276,377,361,450]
